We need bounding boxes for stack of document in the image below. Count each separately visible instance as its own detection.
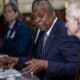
[0,69,21,79]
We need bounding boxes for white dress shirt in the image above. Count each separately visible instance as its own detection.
[34,29,40,44]
[42,17,58,48]
[6,21,16,39]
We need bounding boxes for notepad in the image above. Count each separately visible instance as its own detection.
[0,69,21,79]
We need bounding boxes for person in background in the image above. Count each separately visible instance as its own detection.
[0,3,32,70]
[65,2,80,80]
[22,0,80,80]
[2,3,32,57]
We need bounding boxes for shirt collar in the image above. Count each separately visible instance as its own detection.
[46,17,58,36]
[9,20,16,30]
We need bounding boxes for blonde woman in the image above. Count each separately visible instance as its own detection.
[66,2,80,80]
[66,2,80,38]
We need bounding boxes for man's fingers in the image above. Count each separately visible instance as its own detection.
[22,63,33,72]
[26,65,41,75]
[22,67,27,72]
[25,62,29,65]
[22,68,33,76]
[22,59,44,76]
[25,61,31,65]
[22,71,29,76]
[25,65,33,71]
[22,64,36,75]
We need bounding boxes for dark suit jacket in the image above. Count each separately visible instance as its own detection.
[37,18,80,80]
[0,20,32,57]
[75,57,80,80]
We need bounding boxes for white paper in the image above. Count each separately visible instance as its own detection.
[0,69,21,79]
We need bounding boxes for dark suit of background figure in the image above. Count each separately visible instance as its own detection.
[37,18,80,80]
[0,20,32,57]
[15,24,41,70]
[75,57,80,80]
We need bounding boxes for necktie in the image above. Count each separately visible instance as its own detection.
[42,33,48,53]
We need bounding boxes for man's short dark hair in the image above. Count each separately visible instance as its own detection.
[32,0,54,12]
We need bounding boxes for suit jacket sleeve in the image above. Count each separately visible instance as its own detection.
[15,24,32,57]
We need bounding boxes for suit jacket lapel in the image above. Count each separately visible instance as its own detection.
[8,21,17,39]
[40,19,59,58]
[9,26,15,38]
[41,32,55,58]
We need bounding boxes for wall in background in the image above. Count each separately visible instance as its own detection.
[0,0,79,37]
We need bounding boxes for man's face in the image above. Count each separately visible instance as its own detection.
[66,16,79,36]
[32,5,53,31]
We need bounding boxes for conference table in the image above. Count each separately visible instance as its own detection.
[0,69,39,80]
[15,76,39,80]
[1,76,39,80]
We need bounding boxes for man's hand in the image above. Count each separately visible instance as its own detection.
[22,59,48,76]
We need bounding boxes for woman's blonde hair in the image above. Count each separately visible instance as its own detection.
[66,2,80,19]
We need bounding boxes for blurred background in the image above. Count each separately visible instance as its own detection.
[0,0,79,37]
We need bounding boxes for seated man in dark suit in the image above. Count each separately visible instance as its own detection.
[0,3,32,69]
[22,0,80,80]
